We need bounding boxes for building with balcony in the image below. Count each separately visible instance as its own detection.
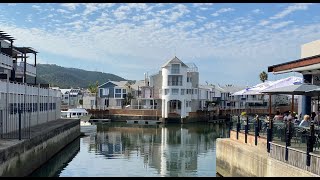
[0,31,37,84]
[0,30,61,133]
[97,81,129,109]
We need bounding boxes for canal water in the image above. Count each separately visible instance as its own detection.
[29,122,228,177]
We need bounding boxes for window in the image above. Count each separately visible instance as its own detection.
[168,75,182,86]
[181,89,185,95]
[65,97,68,99]
[172,89,179,95]
[187,77,192,82]
[165,89,169,95]
[122,89,126,93]
[115,88,121,98]
[104,89,109,95]
[91,100,95,106]
[171,64,180,74]
[116,99,122,106]
[187,89,191,94]
[191,89,194,94]
[195,89,198,94]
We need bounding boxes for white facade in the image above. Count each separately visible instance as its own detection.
[301,39,320,59]
[60,88,83,108]
[0,80,61,132]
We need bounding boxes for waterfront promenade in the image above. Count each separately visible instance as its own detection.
[0,119,80,176]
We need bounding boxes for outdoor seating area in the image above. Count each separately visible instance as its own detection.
[230,114,320,155]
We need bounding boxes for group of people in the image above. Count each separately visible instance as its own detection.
[272,111,320,127]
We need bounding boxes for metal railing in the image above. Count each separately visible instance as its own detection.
[0,53,13,68]
[0,107,31,139]
[229,115,320,167]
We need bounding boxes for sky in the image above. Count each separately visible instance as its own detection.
[0,3,319,86]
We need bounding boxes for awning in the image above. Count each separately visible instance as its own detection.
[273,63,320,74]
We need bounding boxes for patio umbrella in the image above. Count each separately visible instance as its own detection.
[260,83,320,95]
[261,83,320,116]
[305,87,320,96]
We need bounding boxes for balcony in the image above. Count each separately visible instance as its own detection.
[0,53,13,69]
[16,62,36,77]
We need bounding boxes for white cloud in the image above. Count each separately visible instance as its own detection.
[270,3,313,20]
[1,3,319,84]
[211,8,234,17]
[57,9,70,14]
[270,21,294,29]
[32,5,41,10]
[193,3,214,7]
[60,3,80,11]
[258,20,270,26]
[252,9,262,14]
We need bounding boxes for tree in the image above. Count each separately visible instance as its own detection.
[259,71,268,83]
[88,81,99,108]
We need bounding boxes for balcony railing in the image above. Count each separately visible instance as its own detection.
[16,62,36,77]
[0,53,13,69]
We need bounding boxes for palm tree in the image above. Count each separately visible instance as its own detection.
[88,81,99,108]
[259,71,268,83]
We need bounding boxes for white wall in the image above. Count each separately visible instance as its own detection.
[301,39,320,58]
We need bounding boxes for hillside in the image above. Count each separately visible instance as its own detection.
[37,64,127,89]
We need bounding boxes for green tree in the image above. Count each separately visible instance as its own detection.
[259,71,268,83]
[88,81,99,108]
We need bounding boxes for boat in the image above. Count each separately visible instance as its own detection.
[61,108,92,122]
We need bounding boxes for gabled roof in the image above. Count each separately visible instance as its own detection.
[98,80,129,88]
[130,80,146,90]
[161,56,189,68]
[60,89,71,94]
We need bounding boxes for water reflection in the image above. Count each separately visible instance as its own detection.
[30,122,227,177]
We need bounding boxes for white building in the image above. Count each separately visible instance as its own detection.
[0,30,61,134]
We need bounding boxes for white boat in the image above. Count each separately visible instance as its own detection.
[61,108,92,122]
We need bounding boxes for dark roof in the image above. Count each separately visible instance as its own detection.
[15,47,38,54]
[268,54,320,72]
[0,30,15,41]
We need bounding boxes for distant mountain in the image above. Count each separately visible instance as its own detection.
[36,64,127,89]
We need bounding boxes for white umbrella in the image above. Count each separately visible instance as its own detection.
[261,83,320,95]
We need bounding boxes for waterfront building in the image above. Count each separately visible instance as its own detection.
[0,30,61,132]
[97,80,129,109]
[268,39,320,116]
[82,89,97,109]
[217,84,245,111]
[60,88,82,109]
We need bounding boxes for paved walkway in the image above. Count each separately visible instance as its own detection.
[0,119,78,151]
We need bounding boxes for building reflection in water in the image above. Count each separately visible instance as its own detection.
[81,123,226,177]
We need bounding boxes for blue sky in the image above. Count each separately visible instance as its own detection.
[1,3,319,86]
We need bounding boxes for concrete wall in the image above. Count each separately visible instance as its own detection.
[301,39,320,58]
[0,119,80,177]
[216,131,319,177]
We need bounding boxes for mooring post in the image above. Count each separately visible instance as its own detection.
[285,119,290,161]
[18,108,21,140]
[236,115,240,140]
[306,121,315,166]
[245,116,248,143]
[267,116,273,153]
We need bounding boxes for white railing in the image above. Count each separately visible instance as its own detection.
[0,53,13,68]
[17,62,36,76]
